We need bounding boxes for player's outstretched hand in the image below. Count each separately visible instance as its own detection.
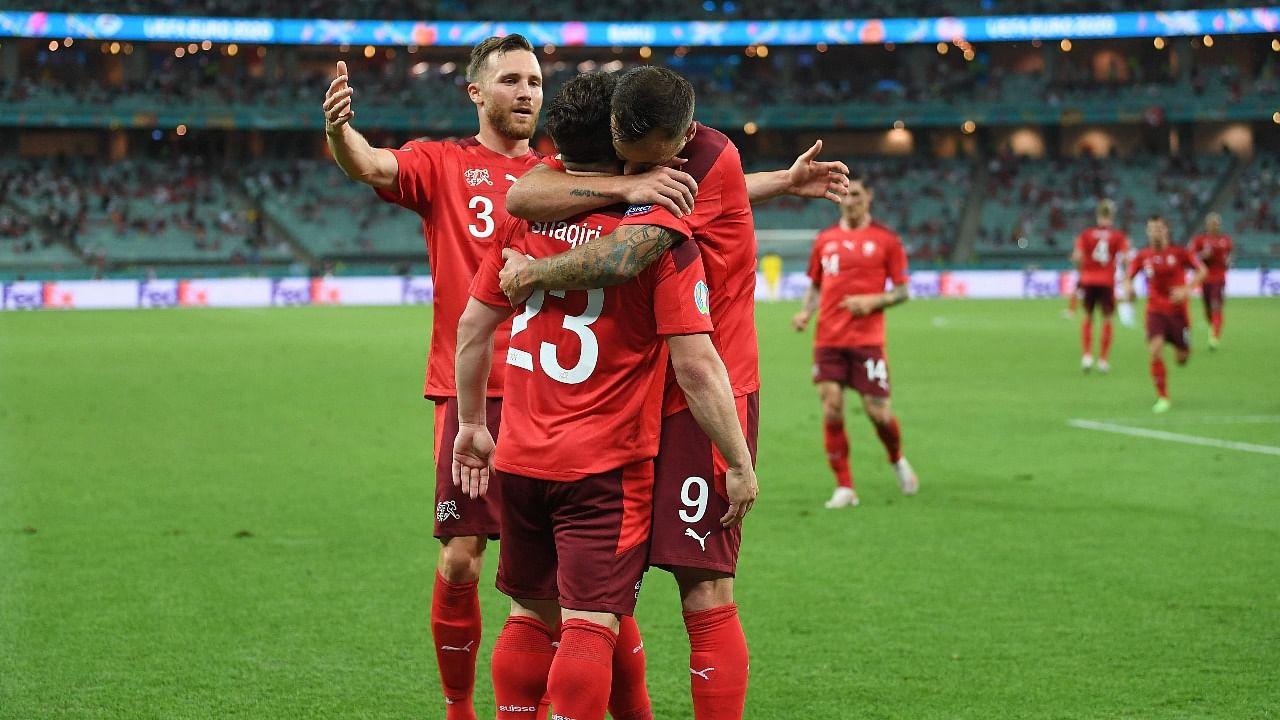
[323,60,356,132]
[721,465,758,528]
[791,310,811,332]
[452,423,495,499]
[785,139,850,203]
[620,164,698,218]
[499,249,534,305]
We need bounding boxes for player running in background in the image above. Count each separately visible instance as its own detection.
[792,176,918,509]
[452,71,756,720]
[1125,216,1206,413]
[322,37,685,719]
[1188,212,1233,350]
[1071,199,1130,374]
[499,66,846,719]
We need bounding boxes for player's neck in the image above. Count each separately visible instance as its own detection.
[840,215,872,231]
[473,128,530,159]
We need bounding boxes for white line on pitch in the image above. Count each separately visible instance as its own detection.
[1067,419,1280,457]
[1090,415,1280,425]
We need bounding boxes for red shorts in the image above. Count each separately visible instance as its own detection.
[813,346,890,398]
[1146,311,1190,352]
[1201,282,1225,312]
[495,462,653,615]
[1080,284,1116,316]
[433,397,504,540]
[649,393,759,575]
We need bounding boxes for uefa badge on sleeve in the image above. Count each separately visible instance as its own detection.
[693,281,711,315]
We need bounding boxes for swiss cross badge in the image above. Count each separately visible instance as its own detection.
[464,168,493,187]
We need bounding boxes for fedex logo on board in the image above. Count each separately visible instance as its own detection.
[401,276,435,305]
[2,282,44,310]
[270,278,312,306]
[1021,271,1060,298]
[138,281,179,308]
[1261,269,1280,297]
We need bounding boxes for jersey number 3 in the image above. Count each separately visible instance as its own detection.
[469,195,494,239]
[507,289,603,385]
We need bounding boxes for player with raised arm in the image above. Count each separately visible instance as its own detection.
[792,175,917,509]
[1125,215,1207,413]
[451,71,756,720]
[496,66,844,719]
[321,36,677,720]
[1188,212,1233,350]
[1071,199,1130,374]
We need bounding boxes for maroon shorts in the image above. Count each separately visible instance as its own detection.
[1202,282,1225,313]
[649,393,759,575]
[433,397,503,540]
[1146,311,1190,352]
[1080,284,1116,316]
[495,462,653,615]
[813,346,890,398]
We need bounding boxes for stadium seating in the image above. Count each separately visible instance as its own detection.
[1222,155,1280,262]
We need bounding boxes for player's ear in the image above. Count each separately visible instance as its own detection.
[684,123,697,143]
[467,82,483,107]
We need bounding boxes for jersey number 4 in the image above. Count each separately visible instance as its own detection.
[1091,238,1110,264]
[507,288,603,385]
[821,253,840,276]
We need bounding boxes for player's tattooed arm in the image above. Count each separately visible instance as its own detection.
[840,283,909,317]
[500,224,683,302]
[506,163,697,221]
[792,283,820,331]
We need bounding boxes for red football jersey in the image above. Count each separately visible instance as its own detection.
[471,206,708,481]
[376,137,541,400]
[1130,246,1203,315]
[1075,226,1130,287]
[806,221,909,349]
[618,122,759,415]
[1188,233,1233,283]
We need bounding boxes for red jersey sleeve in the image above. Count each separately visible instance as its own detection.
[374,140,446,212]
[652,240,714,337]
[468,216,524,307]
[1127,249,1146,280]
[1074,231,1087,255]
[617,203,694,242]
[806,234,824,287]
[540,156,566,171]
[886,233,909,285]
[1183,247,1205,272]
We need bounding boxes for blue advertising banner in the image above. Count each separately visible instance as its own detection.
[1,8,1277,48]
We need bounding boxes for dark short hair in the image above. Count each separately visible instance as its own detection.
[466,34,534,83]
[1148,214,1166,223]
[611,66,695,143]
[848,173,871,191]
[545,72,618,165]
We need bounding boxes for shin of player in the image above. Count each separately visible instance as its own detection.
[323,35,545,718]
[793,175,917,508]
[1125,215,1206,412]
[1071,199,1129,373]
[1189,212,1232,349]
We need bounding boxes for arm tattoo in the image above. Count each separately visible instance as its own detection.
[569,188,611,199]
[884,284,909,308]
[526,224,682,290]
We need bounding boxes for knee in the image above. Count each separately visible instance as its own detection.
[438,537,486,583]
[676,573,734,613]
[822,403,843,425]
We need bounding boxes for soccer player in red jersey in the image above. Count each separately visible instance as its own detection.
[792,175,918,509]
[452,71,757,720]
[322,38,686,719]
[1125,215,1207,413]
[1071,199,1130,374]
[1188,212,1233,350]
[498,66,845,720]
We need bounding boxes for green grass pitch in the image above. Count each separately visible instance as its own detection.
[2,299,1277,719]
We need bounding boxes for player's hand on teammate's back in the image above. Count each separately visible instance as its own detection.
[452,423,495,499]
[620,164,698,218]
[323,60,356,132]
[498,249,534,305]
[784,139,851,204]
[791,310,811,331]
[839,294,879,317]
[721,466,758,527]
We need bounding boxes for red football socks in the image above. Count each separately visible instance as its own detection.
[1100,320,1114,361]
[492,616,556,719]
[822,421,854,489]
[609,615,653,720]
[875,417,903,464]
[432,571,482,720]
[1151,359,1168,398]
[684,604,750,720]
[547,619,616,720]
[1081,319,1093,356]
[1211,311,1223,339]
